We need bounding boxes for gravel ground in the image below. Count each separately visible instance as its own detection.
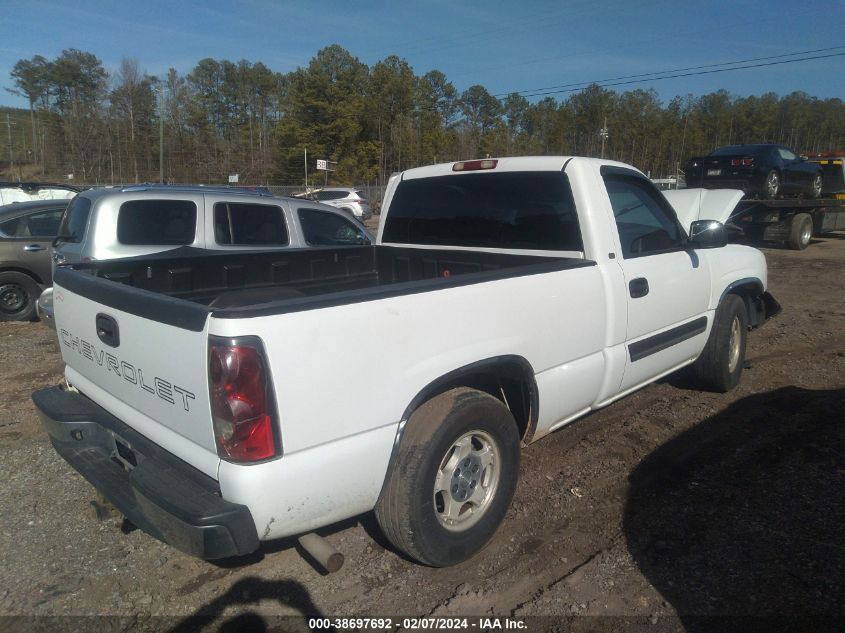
[1,232,843,632]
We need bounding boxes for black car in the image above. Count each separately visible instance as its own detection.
[0,199,70,321]
[684,144,823,199]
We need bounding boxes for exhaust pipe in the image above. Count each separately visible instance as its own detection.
[298,533,344,573]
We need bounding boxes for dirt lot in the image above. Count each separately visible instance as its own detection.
[1,234,843,632]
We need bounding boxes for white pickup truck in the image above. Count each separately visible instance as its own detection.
[33,157,779,567]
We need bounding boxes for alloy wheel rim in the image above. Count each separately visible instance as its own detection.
[728,316,742,373]
[433,430,501,532]
[801,221,812,245]
[767,172,779,196]
[812,175,822,197]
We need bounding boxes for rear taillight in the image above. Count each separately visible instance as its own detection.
[209,337,279,463]
[731,157,754,167]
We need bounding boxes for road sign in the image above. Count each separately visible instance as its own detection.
[228,173,239,183]
[316,159,327,170]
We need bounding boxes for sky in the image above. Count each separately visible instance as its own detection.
[0,0,843,109]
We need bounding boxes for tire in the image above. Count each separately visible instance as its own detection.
[787,213,813,250]
[809,173,823,199]
[0,272,41,322]
[375,387,520,566]
[692,294,748,393]
[762,170,780,199]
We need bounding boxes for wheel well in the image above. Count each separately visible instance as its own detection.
[401,356,537,444]
[0,267,44,286]
[723,281,765,328]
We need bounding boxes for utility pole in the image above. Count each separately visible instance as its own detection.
[155,81,169,183]
[599,116,609,159]
[159,85,164,183]
[304,147,308,193]
[5,113,15,177]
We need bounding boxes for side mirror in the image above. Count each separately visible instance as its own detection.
[356,230,371,246]
[688,220,727,249]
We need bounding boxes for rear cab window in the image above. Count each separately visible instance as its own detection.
[214,202,289,246]
[117,200,197,245]
[382,171,583,252]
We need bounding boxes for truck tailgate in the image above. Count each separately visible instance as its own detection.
[52,271,217,476]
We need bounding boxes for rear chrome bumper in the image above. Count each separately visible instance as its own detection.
[32,385,259,560]
[36,286,55,329]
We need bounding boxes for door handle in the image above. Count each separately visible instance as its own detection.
[23,244,46,252]
[629,277,649,298]
[96,314,120,348]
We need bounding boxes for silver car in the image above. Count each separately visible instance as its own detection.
[38,185,373,326]
[312,187,374,220]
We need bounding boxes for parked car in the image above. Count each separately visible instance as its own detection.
[0,181,79,205]
[309,187,373,220]
[34,156,778,566]
[37,185,374,326]
[0,199,70,320]
[684,144,823,199]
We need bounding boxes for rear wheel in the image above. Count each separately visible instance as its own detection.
[787,213,813,250]
[0,272,41,321]
[763,170,780,199]
[692,294,748,393]
[375,387,520,566]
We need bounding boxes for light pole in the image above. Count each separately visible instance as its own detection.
[5,113,16,176]
[157,83,165,183]
[599,116,609,159]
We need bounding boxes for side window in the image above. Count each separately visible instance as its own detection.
[23,208,65,237]
[117,200,197,245]
[316,190,346,201]
[604,175,684,258]
[2,208,64,237]
[298,208,362,246]
[778,147,797,161]
[214,202,289,246]
[58,196,92,243]
[0,217,20,236]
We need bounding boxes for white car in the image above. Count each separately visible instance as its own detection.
[310,187,374,220]
[34,157,779,567]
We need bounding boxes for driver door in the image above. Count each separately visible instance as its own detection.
[602,169,712,391]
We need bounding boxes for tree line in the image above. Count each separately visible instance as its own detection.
[5,45,845,189]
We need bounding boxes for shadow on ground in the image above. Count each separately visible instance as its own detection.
[623,386,845,632]
[167,577,330,632]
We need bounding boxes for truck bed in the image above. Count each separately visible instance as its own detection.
[53,245,592,331]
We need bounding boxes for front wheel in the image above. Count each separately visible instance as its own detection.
[809,173,823,199]
[692,294,748,393]
[375,387,520,566]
